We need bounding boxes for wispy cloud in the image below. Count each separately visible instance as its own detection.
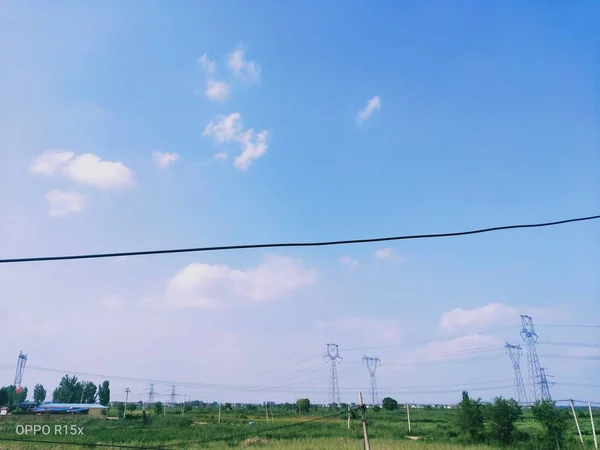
[374,248,394,259]
[339,256,359,272]
[227,46,261,83]
[153,152,180,169]
[357,96,381,124]
[203,113,269,170]
[314,317,402,343]
[439,303,519,334]
[197,53,230,102]
[46,190,84,217]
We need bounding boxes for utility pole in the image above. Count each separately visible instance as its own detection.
[363,356,381,406]
[570,400,584,446]
[589,402,598,450]
[347,404,351,430]
[124,388,130,419]
[406,403,411,433]
[218,403,221,423]
[358,392,371,450]
[323,344,342,406]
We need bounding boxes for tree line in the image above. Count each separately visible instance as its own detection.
[0,375,110,407]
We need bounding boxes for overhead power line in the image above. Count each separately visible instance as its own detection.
[1,213,598,264]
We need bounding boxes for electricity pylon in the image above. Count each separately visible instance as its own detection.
[520,315,551,401]
[363,356,381,406]
[323,344,342,406]
[505,343,528,404]
[14,351,27,389]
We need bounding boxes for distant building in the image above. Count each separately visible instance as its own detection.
[31,403,108,418]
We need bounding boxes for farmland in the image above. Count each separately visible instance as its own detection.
[1,401,597,449]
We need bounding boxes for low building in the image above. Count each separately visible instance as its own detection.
[31,403,108,418]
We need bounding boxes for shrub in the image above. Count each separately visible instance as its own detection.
[488,397,522,445]
[457,391,485,441]
[530,399,568,450]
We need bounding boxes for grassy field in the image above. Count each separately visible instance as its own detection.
[0,405,597,449]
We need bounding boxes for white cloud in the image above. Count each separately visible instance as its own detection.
[227,47,261,83]
[234,130,268,171]
[197,53,230,102]
[374,248,394,259]
[205,80,230,102]
[30,149,75,174]
[153,151,180,169]
[31,150,134,190]
[439,303,519,334]
[214,152,228,161]
[203,113,269,170]
[62,153,134,189]
[357,96,381,124]
[314,317,402,343]
[45,190,84,217]
[165,254,318,309]
[339,256,359,272]
[203,113,245,144]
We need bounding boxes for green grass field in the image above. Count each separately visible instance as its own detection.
[0,405,597,449]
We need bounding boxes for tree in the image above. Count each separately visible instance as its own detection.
[33,384,46,403]
[155,402,164,415]
[4,386,16,404]
[53,375,83,403]
[531,399,568,449]
[0,387,8,406]
[457,391,485,441]
[488,397,522,445]
[81,382,97,404]
[296,398,310,415]
[98,380,110,406]
[17,387,28,403]
[382,397,399,411]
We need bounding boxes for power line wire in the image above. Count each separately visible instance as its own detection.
[2,214,598,264]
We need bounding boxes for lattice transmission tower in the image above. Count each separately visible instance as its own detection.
[520,315,551,402]
[539,368,553,400]
[169,385,178,407]
[14,351,27,389]
[363,356,381,406]
[147,384,156,404]
[323,344,342,406]
[505,343,528,404]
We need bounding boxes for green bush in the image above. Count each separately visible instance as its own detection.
[488,397,523,445]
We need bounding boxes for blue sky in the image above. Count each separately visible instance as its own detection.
[0,0,598,406]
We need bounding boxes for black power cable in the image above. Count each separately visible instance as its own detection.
[1,214,598,264]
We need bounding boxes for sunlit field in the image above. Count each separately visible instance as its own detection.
[1,404,597,449]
